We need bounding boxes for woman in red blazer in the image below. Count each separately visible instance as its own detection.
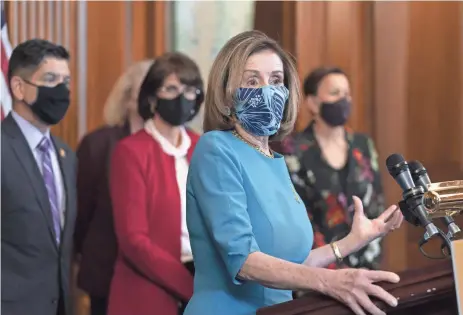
[108,52,204,315]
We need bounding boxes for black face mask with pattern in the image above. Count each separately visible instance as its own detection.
[23,81,70,125]
[155,95,196,126]
[319,98,351,127]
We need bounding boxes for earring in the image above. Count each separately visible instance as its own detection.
[225,107,231,116]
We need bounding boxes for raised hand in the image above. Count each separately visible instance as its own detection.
[349,196,404,245]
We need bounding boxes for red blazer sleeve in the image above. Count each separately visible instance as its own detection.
[74,135,99,255]
[110,141,193,301]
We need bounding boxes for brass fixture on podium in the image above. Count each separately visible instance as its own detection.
[385,154,463,260]
[423,180,463,218]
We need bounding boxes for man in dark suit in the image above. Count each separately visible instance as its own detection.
[1,39,77,315]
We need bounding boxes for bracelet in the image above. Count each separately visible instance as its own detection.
[330,241,344,263]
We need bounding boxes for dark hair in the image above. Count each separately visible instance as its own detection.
[303,66,346,97]
[8,39,70,86]
[138,52,204,121]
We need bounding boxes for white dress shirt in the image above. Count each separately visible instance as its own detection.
[11,111,66,227]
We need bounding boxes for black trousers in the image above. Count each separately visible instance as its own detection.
[90,296,108,315]
[179,261,195,315]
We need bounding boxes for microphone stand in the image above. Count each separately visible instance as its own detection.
[418,227,453,259]
[445,220,461,241]
[399,188,453,260]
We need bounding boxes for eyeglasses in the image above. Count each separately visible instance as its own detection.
[159,85,200,101]
[22,77,70,89]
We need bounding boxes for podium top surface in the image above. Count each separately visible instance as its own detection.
[258,260,455,315]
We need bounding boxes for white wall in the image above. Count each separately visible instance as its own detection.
[172,0,255,133]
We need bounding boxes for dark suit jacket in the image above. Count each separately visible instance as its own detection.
[74,124,129,298]
[1,113,77,315]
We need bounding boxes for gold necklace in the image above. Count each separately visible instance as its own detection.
[232,130,301,203]
[232,130,274,158]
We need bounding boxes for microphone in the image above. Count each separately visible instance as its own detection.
[386,154,439,241]
[408,160,461,239]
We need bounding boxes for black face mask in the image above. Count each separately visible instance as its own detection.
[319,98,351,127]
[24,81,70,125]
[155,95,196,126]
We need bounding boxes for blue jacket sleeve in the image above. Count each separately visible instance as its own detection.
[189,133,260,285]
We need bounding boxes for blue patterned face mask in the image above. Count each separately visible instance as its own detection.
[234,85,289,136]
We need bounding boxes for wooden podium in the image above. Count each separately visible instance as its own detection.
[257,260,458,315]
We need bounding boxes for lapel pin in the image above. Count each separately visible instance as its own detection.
[59,149,66,158]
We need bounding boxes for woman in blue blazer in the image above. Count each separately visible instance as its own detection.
[185,30,404,315]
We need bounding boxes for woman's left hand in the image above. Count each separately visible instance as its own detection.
[349,196,404,245]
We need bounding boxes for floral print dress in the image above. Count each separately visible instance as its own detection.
[274,122,385,270]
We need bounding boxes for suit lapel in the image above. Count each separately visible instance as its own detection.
[3,114,59,250]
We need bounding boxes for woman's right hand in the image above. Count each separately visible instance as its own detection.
[323,268,400,315]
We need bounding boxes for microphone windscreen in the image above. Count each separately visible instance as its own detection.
[408,160,424,172]
[386,153,406,174]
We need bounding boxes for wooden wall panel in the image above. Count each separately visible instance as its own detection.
[148,1,167,58]
[85,1,167,134]
[407,2,461,173]
[373,2,411,272]
[324,2,374,136]
[85,1,127,134]
[374,1,463,271]
[131,1,149,62]
[6,0,79,149]
[255,1,374,135]
[404,1,462,269]
[255,1,463,272]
